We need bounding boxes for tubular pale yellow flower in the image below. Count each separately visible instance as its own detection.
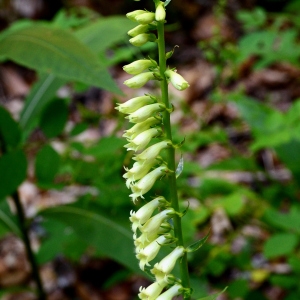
[128,24,149,37]
[130,166,168,202]
[123,60,157,75]
[140,208,175,237]
[129,33,156,47]
[124,72,156,89]
[136,235,171,270]
[123,159,157,188]
[126,10,145,22]
[134,140,171,162]
[155,2,166,22]
[135,12,155,24]
[156,284,182,300]
[151,246,185,280]
[165,69,190,91]
[116,95,155,114]
[125,128,161,152]
[126,103,165,123]
[134,231,158,250]
[123,117,161,139]
[138,279,168,300]
[129,196,164,233]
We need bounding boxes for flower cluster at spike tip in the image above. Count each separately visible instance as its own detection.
[115,1,190,299]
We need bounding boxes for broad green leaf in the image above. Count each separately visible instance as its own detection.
[75,16,133,53]
[0,105,21,149]
[40,99,68,138]
[40,205,143,275]
[0,24,120,94]
[19,74,65,138]
[35,144,60,185]
[263,233,299,259]
[0,150,27,199]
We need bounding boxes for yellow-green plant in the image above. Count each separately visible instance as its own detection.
[115,1,210,299]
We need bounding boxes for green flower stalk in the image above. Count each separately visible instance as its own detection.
[116,1,192,299]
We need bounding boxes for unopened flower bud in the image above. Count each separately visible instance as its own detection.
[155,2,166,22]
[116,95,155,114]
[128,24,149,37]
[151,246,185,280]
[135,12,155,24]
[125,127,161,152]
[126,10,145,22]
[134,140,171,162]
[130,166,168,202]
[138,279,168,300]
[165,69,190,91]
[123,60,157,75]
[126,103,165,123]
[129,33,156,47]
[124,72,155,89]
[156,284,182,300]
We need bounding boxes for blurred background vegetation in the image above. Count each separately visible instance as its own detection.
[1,0,300,299]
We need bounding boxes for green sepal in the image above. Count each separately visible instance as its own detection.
[181,287,193,299]
[176,154,184,178]
[186,231,210,253]
[173,137,185,149]
[196,287,228,300]
[153,72,163,81]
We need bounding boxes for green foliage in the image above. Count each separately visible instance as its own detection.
[0,106,21,149]
[35,144,60,186]
[0,150,27,199]
[39,99,68,138]
[263,233,299,259]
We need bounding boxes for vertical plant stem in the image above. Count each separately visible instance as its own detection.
[11,191,46,300]
[0,135,45,300]
[157,22,191,298]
